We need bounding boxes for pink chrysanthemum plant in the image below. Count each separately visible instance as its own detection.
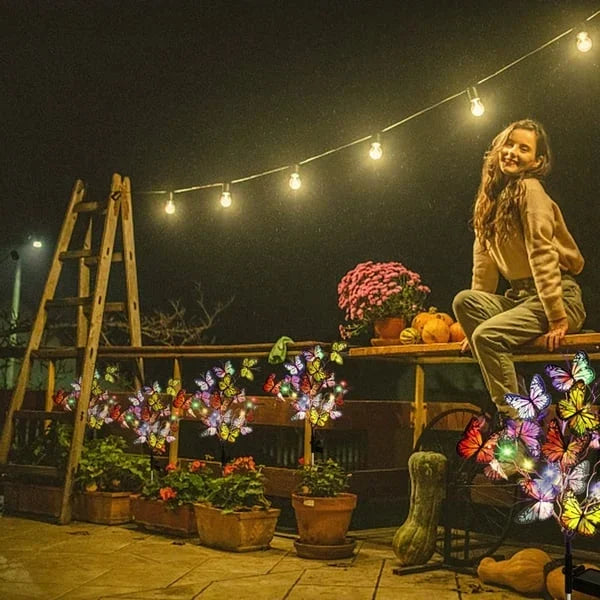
[337,260,431,339]
[457,351,600,540]
[52,365,123,430]
[264,344,348,465]
[188,359,259,464]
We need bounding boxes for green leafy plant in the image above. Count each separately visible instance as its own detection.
[203,456,271,513]
[296,458,350,497]
[10,421,72,470]
[141,460,211,509]
[75,435,150,492]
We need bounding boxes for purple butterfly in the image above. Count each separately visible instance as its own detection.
[545,350,595,392]
[504,419,542,458]
[516,478,556,524]
[505,374,551,421]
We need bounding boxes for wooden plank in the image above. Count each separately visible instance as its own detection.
[46,296,92,308]
[2,464,60,479]
[73,201,106,213]
[14,410,74,422]
[77,222,92,352]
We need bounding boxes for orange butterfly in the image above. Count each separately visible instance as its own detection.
[541,419,589,469]
[456,416,499,463]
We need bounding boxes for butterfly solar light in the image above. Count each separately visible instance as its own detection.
[457,351,600,542]
[120,381,177,454]
[188,359,258,447]
[264,344,348,463]
[53,368,123,431]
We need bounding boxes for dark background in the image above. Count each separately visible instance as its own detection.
[2,0,599,344]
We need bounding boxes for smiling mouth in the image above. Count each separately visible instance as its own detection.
[502,159,518,167]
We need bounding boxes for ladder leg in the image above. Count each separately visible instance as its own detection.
[0,180,86,464]
[59,174,123,524]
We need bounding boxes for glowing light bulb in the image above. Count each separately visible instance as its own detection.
[467,86,485,117]
[289,165,301,190]
[369,134,383,160]
[32,239,43,248]
[577,30,592,52]
[165,192,176,215]
[220,183,232,208]
[521,458,535,471]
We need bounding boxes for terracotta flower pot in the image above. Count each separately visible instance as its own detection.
[291,492,357,546]
[373,317,406,339]
[193,503,280,552]
[131,496,197,536]
[72,490,132,525]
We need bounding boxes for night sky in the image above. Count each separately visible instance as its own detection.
[2,1,599,345]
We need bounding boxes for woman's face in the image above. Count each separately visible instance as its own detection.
[499,128,541,177]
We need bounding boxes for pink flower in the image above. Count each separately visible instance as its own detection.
[165,463,177,473]
[159,487,177,501]
[189,460,205,472]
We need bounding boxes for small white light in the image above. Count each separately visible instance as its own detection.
[32,240,43,248]
[289,165,301,190]
[576,30,592,52]
[369,134,383,160]
[220,183,232,208]
[165,192,176,215]
[467,86,485,117]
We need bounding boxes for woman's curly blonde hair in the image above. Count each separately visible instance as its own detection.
[472,119,552,245]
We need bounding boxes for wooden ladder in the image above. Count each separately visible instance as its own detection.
[0,173,143,524]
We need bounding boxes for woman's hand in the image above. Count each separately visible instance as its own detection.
[459,337,470,354]
[545,317,569,351]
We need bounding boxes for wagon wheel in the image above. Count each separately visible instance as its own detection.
[414,407,518,567]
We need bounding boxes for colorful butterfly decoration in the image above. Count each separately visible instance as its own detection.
[460,352,600,541]
[456,416,499,463]
[546,351,596,392]
[504,374,551,421]
[240,357,259,381]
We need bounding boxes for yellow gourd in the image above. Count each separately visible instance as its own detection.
[421,318,450,344]
[411,307,439,334]
[477,548,552,595]
[399,327,420,345]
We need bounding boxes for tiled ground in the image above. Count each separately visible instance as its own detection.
[0,515,574,599]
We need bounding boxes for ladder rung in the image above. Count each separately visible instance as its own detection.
[59,250,123,265]
[14,410,74,423]
[104,302,126,312]
[84,252,123,265]
[2,464,61,479]
[73,201,107,214]
[32,348,80,359]
[46,296,91,308]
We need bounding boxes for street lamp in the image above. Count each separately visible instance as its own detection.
[2,238,43,388]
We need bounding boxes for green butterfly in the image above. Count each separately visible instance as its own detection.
[330,341,347,365]
[166,378,180,396]
[240,358,259,381]
[104,364,119,384]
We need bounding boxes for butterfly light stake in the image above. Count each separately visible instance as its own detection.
[457,351,600,600]
[188,359,258,466]
[53,367,123,431]
[264,343,348,466]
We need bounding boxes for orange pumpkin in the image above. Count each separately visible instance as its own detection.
[421,318,450,344]
[434,312,454,328]
[449,322,466,342]
[411,307,439,334]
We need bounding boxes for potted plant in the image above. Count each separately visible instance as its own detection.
[193,456,281,552]
[292,458,357,559]
[72,435,150,524]
[337,260,430,341]
[132,460,211,536]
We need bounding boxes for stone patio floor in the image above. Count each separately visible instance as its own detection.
[0,515,577,599]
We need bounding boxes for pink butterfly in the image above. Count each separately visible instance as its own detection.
[504,419,542,458]
[545,351,595,393]
[516,478,556,524]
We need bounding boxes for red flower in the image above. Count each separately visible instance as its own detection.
[165,463,177,473]
[223,464,234,476]
[298,457,305,466]
[189,460,205,473]
[159,487,177,501]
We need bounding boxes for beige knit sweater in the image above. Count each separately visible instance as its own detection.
[471,178,584,322]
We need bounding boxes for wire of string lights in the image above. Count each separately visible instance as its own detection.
[139,8,600,209]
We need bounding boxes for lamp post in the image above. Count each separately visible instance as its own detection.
[2,239,43,389]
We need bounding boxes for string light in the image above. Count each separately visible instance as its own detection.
[32,239,43,248]
[466,86,485,117]
[289,165,302,190]
[137,9,599,204]
[576,26,593,52]
[369,133,383,160]
[165,191,176,215]
[220,183,232,208]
